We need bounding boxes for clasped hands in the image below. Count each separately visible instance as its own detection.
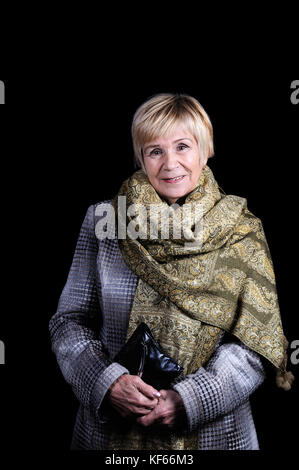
[108,374,186,430]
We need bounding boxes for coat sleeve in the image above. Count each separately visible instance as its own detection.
[49,205,129,419]
[173,336,265,433]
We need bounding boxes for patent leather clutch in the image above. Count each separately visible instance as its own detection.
[114,322,184,390]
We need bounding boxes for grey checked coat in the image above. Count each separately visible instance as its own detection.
[49,201,265,450]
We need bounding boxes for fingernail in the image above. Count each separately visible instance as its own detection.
[153,391,161,398]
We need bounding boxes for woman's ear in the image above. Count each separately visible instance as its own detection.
[200,156,207,169]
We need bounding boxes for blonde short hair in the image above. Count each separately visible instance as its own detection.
[131,93,214,171]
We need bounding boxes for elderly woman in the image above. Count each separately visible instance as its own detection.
[49,93,293,451]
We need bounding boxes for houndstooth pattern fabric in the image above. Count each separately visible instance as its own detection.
[49,202,265,450]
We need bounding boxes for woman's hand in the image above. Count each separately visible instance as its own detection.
[108,374,161,419]
[136,389,186,430]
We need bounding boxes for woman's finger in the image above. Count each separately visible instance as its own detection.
[135,376,161,399]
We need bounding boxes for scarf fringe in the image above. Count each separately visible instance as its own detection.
[276,336,295,391]
[276,369,295,391]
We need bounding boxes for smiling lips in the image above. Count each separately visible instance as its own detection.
[162,175,186,183]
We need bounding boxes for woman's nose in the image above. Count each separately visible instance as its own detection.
[163,151,179,170]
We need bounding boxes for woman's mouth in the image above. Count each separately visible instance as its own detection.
[162,175,186,184]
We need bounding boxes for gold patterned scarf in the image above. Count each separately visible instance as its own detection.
[108,165,292,450]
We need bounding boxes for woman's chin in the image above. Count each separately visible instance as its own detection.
[161,188,190,202]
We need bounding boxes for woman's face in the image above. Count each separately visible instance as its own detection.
[143,123,205,205]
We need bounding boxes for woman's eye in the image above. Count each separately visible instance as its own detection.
[150,148,162,156]
[177,144,188,151]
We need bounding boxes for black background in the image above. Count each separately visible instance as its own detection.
[0,45,298,464]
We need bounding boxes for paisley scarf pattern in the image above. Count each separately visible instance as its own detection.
[108,165,291,450]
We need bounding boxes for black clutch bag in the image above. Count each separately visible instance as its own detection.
[114,322,184,390]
